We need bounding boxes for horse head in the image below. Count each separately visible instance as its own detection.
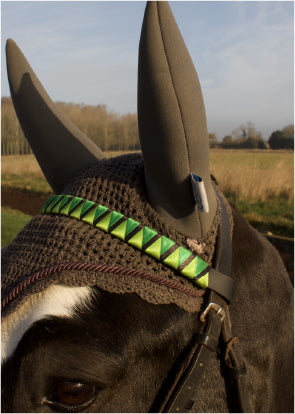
[2,2,293,412]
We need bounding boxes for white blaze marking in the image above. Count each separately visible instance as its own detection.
[1,285,92,363]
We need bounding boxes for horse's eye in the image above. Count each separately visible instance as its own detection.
[46,381,97,412]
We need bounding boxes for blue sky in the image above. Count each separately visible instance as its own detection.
[1,1,294,140]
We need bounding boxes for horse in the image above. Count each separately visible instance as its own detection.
[2,2,293,412]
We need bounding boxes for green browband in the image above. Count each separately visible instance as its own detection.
[40,195,235,302]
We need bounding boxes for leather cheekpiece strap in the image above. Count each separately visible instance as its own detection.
[194,333,219,352]
[208,268,236,303]
[157,193,252,413]
[160,302,223,412]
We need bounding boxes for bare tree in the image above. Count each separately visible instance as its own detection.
[232,121,261,140]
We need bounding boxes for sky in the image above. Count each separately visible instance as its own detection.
[1,0,294,141]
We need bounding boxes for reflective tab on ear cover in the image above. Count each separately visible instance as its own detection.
[191,173,209,213]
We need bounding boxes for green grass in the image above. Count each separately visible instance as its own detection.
[227,195,294,237]
[2,174,52,196]
[1,206,32,247]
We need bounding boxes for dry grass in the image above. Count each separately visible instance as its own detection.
[1,155,44,177]
[215,164,293,203]
[1,150,294,203]
[1,152,139,178]
[210,150,293,203]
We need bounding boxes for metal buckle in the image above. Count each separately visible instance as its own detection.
[200,302,226,323]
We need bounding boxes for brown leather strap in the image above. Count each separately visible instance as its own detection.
[221,305,252,413]
[160,300,223,412]
[156,193,251,413]
[215,192,251,412]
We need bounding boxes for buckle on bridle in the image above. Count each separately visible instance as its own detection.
[200,302,226,323]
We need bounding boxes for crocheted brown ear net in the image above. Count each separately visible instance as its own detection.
[2,153,226,316]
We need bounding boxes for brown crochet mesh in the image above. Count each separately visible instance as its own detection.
[2,153,222,316]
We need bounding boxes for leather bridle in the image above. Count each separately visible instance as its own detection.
[4,192,251,413]
[156,194,252,413]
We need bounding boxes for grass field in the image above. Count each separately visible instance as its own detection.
[210,149,293,203]
[1,206,32,246]
[1,150,294,245]
[209,149,293,236]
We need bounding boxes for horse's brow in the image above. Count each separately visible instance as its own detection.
[1,285,92,363]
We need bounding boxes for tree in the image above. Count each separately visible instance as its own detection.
[258,139,268,149]
[1,97,140,154]
[222,135,233,145]
[221,133,266,149]
[268,130,294,150]
[208,133,217,147]
[282,124,294,138]
[232,121,261,140]
[241,137,266,149]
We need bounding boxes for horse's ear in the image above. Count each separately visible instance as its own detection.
[138,1,217,239]
[6,39,105,194]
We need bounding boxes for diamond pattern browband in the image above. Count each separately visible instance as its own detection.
[41,195,210,289]
[40,194,236,302]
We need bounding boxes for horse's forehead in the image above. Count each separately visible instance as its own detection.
[1,285,92,363]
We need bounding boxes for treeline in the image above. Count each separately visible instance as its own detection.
[1,97,140,155]
[214,136,268,150]
[209,122,294,150]
[2,97,294,155]
[2,97,32,155]
[268,128,294,150]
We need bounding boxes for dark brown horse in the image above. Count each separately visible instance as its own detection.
[2,2,293,412]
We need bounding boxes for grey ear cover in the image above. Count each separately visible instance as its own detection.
[138,1,217,239]
[6,39,105,193]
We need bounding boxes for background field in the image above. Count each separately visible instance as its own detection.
[209,149,293,237]
[1,206,32,247]
[1,149,294,247]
